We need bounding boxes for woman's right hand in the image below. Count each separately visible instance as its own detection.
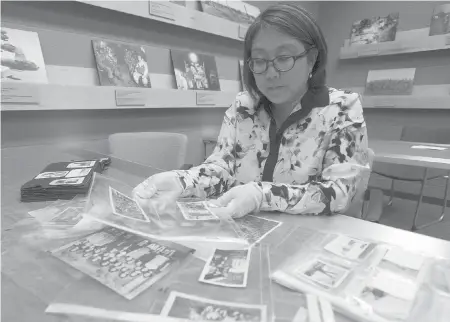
[132,171,183,209]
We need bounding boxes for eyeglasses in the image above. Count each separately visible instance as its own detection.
[247,48,314,74]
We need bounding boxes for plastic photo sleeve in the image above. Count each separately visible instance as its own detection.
[83,173,244,243]
[149,244,274,322]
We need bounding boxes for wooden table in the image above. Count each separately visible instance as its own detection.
[369,139,450,230]
[2,143,450,322]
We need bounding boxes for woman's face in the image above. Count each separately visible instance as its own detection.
[251,28,313,105]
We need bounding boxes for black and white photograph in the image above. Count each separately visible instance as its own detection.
[160,291,267,322]
[66,161,96,168]
[176,201,219,221]
[295,258,350,289]
[92,40,152,88]
[44,207,84,227]
[200,0,260,25]
[365,68,416,96]
[349,12,399,45]
[234,215,282,245]
[199,248,251,287]
[49,177,85,186]
[170,49,221,91]
[358,270,416,320]
[65,168,91,178]
[109,186,149,222]
[323,235,372,260]
[1,27,48,83]
[34,171,69,180]
[51,227,194,300]
[429,4,450,36]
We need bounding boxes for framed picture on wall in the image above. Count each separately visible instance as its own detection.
[349,12,400,45]
[199,0,260,25]
[429,3,450,36]
[170,49,221,91]
[1,27,48,83]
[365,68,416,96]
[92,40,152,88]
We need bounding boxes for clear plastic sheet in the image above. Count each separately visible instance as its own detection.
[270,226,447,322]
[84,173,244,243]
[404,260,450,322]
[45,244,273,322]
[149,244,274,322]
[43,237,197,320]
[13,195,105,252]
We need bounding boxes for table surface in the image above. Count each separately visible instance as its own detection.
[370,139,450,170]
[2,142,450,322]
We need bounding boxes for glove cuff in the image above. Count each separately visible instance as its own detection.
[249,181,264,213]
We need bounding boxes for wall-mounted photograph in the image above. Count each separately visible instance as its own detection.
[365,68,416,96]
[200,0,260,25]
[429,3,450,36]
[1,27,48,83]
[350,12,399,45]
[170,49,220,91]
[92,40,152,88]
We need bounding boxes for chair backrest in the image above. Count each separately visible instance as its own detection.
[345,148,375,218]
[108,132,188,170]
[400,126,450,144]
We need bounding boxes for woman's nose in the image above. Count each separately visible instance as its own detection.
[265,63,280,79]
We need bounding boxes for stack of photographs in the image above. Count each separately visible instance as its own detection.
[20,160,105,202]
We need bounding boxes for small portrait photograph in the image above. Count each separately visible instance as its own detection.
[35,171,69,179]
[200,248,251,287]
[295,258,350,289]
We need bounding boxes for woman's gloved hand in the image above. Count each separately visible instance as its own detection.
[132,171,184,211]
[209,182,264,218]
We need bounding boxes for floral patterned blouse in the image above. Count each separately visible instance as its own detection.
[173,86,371,216]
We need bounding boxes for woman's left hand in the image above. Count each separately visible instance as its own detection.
[209,182,264,218]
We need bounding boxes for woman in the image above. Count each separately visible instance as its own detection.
[133,3,371,218]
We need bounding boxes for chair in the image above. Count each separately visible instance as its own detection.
[108,132,191,171]
[346,148,384,222]
[372,126,450,231]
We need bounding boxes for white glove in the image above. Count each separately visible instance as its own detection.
[132,171,183,211]
[209,182,264,218]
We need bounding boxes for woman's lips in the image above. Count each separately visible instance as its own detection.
[268,86,284,91]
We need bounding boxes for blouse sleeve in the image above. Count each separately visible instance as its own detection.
[173,93,252,198]
[256,93,371,215]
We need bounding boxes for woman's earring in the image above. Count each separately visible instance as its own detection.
[308,72,312,79]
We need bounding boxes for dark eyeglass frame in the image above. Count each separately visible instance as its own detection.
[247,47,315,74]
